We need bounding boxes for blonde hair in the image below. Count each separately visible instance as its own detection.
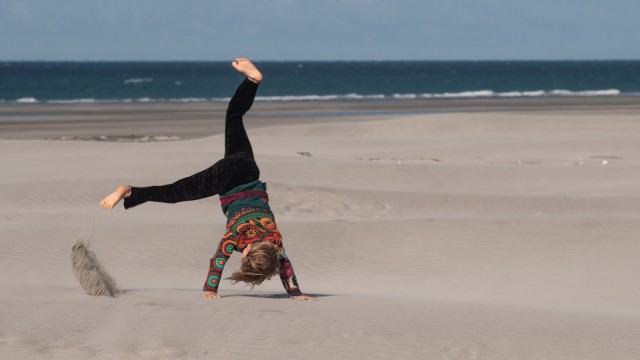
[228,241,280,287]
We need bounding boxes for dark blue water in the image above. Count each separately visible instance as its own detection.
[1,61,639,104]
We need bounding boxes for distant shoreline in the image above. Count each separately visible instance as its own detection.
[2,96,639,141]
[2,95,639,114]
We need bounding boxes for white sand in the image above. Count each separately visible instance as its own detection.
[1,108,640,359]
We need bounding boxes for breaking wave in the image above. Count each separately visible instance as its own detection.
[3,89,631,104]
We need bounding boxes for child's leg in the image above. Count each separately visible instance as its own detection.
[121,159,228,209]
[100,59,263,210]
[100,157,228,209]
[225,59,262,158]
[101,152,261,210]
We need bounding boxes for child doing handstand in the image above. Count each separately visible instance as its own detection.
[100,58,315,301]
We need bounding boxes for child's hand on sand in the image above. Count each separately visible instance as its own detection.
[203,291,221,300]
[291,294,316,301]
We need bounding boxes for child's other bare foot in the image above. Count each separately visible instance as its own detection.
[232,58,263,84]
[100,185,131,209]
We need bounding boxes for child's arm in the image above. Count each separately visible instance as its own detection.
[279,249,316,301]
[203,237,236,297]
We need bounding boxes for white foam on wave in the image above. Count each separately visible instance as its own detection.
[256,94,386,101]
[393,93,418,100]
[550,89,620,96]
[48,98,97,104]
[125,89,621,102]
[16,97,38,103]
[7,88,627,105]
[167,97,209,103]
[416,89,621,99]
[123,78,153,84]
[424,90,496,98]
[257,95,340,101]
[345,93,385,100]
[498,90,547,97]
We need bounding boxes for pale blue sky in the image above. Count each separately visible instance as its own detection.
[1,0,638,61]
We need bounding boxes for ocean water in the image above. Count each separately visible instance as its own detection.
[1,61,639,104]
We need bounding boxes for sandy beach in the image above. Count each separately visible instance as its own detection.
[1,98,640,359]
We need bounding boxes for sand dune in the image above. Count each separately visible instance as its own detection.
[1,104,640,359]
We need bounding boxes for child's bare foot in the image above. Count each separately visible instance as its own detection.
[100,185,131,209]
[232,58,263,84]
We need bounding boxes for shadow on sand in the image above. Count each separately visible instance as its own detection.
[118,289,334,300]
